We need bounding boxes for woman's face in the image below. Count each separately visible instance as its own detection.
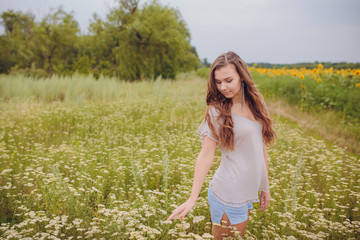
[214,63,242,100]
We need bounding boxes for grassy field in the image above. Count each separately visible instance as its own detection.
[0,74,359,239]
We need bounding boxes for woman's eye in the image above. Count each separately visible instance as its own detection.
[226,80,232,83]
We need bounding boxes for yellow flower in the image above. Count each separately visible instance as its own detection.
[301,85,306,90]
[318,64,323,70]
[356,83,360,88]
[317,78,322,83]
[254,63,258,67]
[312,75,316,79]
[299,74,304,79]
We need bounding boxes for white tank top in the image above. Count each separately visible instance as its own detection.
[197,105,269,207]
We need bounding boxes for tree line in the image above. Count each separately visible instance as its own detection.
[248,62,360,69]
[0,0,200,80]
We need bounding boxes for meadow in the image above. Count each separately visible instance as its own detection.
[0,74,359,239]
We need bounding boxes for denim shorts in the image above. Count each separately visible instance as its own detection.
[207,185,253,225]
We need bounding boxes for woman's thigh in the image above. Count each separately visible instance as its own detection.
[211,209,251,239]
[231,209,251,237]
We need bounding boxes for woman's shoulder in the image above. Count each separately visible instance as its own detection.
[207,105,220,118]
[205,105,223,127]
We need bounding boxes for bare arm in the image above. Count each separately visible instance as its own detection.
[189,136,217,202]
[167,135,217,220]
[263,144,269,187]
[260,144,271,211]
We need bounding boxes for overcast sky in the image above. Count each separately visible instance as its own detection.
[1,0,359,63]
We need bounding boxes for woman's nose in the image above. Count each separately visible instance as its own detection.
[221,84,227,91]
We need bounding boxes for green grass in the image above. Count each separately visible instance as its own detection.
[0,74,359,239]
[252,72,360,121]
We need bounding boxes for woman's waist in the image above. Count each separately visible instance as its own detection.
[208,184,256,207]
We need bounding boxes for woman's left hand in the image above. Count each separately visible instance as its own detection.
[260,191,270,212]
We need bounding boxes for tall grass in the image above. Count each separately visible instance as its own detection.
[0,72,199,103]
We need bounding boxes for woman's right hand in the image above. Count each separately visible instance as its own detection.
[260,191,271,212]
[166,198,196,221]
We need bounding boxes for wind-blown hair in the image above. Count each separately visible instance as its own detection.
[204,51,276,151]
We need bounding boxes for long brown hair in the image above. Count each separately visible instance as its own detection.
[204,51,276,151]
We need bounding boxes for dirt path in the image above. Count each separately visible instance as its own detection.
[266,98,359,156]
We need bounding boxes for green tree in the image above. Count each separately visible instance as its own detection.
[31,8,79,75]
[0,10,35,73]
[86,13,117,78]
[90,0,199,80]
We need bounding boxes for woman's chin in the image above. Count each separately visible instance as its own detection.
[223,94,233,99]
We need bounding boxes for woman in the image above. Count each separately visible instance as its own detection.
[166,51,276,239]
